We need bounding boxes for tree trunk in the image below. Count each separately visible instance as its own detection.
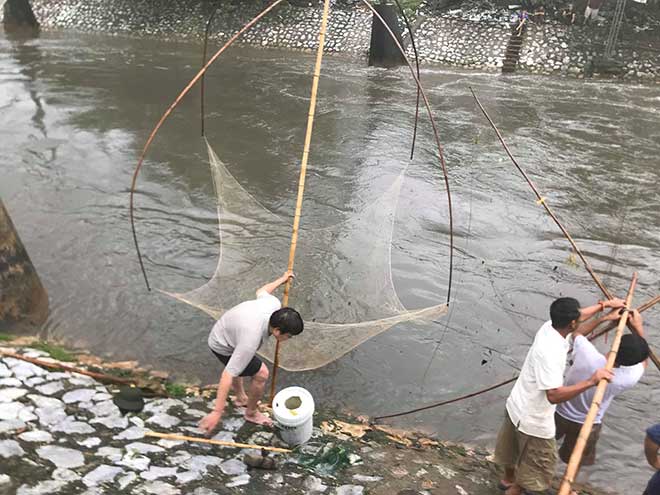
[0,199,49,330]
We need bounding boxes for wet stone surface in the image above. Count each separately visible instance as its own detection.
[0,348,610,494]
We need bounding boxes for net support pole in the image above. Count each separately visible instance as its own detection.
[269,0,332,404]
[558,272,638,495]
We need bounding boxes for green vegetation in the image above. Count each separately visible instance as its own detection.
[0,333,13,342]
[32,341,75,362]
[165,382,187,398]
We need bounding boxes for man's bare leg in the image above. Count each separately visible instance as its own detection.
[500,466,515,490]
[231,377,249,407]
[504,484,523,495]
[244,363,272,426]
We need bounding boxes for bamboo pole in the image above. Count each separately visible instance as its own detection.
[268,0,332,404]
[145,431,292,453]
[470,88,660,373]
[558,272,638,495]
[129,0,285,291]
[0,350,134,385]
[374,293,659,420]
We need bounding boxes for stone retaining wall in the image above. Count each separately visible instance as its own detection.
[28,0,660,83]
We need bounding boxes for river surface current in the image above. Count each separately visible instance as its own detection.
[1,29,659,492]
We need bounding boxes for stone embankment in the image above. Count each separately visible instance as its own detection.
[26,0,660,84]
[0,339,613,495]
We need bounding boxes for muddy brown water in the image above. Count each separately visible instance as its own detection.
[1,29,659,493]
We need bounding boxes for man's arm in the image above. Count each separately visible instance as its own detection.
[645,434,660,470]
[256,270,294,296]
[198,369,233,435]
[545,368,613,404]
[579,298,626,322]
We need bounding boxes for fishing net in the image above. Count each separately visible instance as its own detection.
[160,139,447,371]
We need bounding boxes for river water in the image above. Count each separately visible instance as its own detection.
[1,29,659,492]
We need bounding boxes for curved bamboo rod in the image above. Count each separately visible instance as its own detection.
[558,272,638,495]
[374,293,658,421]
[361,0,454,305]
[470,87,660,372]
[129,0,285,291]
[200,5,221,137]
[268,0,333,404]
[391,0,422,160]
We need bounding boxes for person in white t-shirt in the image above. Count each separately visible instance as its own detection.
[555,309,649,469]
[198,271,303,434]
[495,296,624,495]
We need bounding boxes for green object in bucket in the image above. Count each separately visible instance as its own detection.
[285,396,302,410]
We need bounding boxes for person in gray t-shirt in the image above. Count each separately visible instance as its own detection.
[199,270,303,434]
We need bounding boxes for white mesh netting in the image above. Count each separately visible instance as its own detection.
[160,139,447,371]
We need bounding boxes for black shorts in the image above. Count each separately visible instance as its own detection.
[210,348,263,377]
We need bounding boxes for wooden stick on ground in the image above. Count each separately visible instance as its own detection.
[0,350,134,385]
[268,0,332,405]
[144,431,292,454]
[558,272,638,495]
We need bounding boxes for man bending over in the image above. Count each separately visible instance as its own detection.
[199,271,303,434]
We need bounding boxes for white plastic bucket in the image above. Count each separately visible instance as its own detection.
[272,386,315,446]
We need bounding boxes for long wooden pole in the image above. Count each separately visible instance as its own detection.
[470,88,660,373]
[268,0,332,404]
[145,431,291,453]
[558,272,638,495]
[0,350,134,385]
[374,292,659,420]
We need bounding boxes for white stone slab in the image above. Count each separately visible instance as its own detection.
[17,405,37,422]
[219,458,247,476]
[0,387,28,402]
[36,406,67,426]
[78,437,102,448]
[117,453,151,471]
[136,480,181,495]
[28,394,64,409]
[157,439,184,449]
[0,439,25,458]
[174,470,201,484]
[113,426,146,440]
[0,377,22,387]
[143,398,185,415]
[117,471,138,490]
[226,474,250,488]
[52,417,96,435]
[181,455,222,474]
[334,486,364,495]
[24,376,46,387]
[83,465,124,487]
[0,419,26,434]
[96,446,123,462]
[90,415,128,429]
[0,402,23,420]
[18,430,53,442]
[62,389,97,404]
[37,445,85,468]
[35,381,64,395]
[146,414,180,428]
[11,362,47,380]
[52,468,81,482]
[0,363,11,378]
[140,466,179,481]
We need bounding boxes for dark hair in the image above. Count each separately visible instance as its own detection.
[550,297,580,329]
[616,334,649,366]
[270,307,304,336]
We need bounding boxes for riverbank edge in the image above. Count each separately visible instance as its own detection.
[0,333,615,495]
[24,0,660,85]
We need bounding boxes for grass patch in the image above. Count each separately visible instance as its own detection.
[0,333,13,342]
[165,382,187,398]
[32,341,75,362]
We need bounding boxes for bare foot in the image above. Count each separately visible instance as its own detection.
[245,409,273,427]
[231,394,249,407]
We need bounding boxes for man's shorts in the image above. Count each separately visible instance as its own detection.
[210,349,263,377]
[494,411,557,492]
[555,412,602,466]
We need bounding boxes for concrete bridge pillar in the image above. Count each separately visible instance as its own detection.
[3,0,40,32]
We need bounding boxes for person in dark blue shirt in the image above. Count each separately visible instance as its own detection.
[645,424,660,495]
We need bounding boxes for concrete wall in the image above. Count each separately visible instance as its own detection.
[28,0,660,83]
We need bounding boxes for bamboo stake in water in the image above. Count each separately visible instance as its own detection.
[144,431,291,453]
[558,272,638,495]
[269,0,332,404]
